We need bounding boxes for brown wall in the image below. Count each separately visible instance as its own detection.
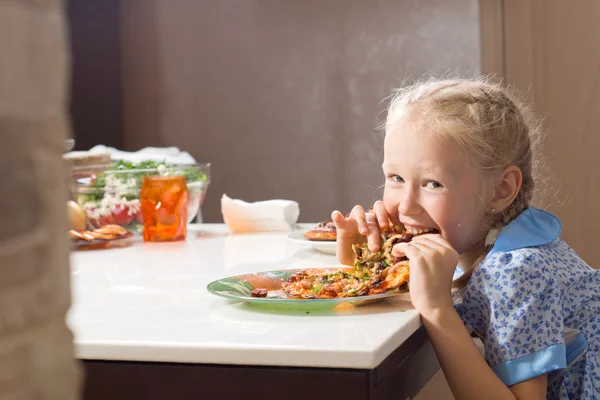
[67,0,123,151]
[481,0,600,267]
[120,0,481,222]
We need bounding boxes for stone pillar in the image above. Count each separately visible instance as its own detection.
[0,0,81,398]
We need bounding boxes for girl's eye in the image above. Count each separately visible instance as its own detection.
[391,175,404,183]
[425,181,442,189]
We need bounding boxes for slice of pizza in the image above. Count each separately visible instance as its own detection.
[350,228,413,294]
[282,269,366,299]
[304,221,337,241]
[280,226,417,299]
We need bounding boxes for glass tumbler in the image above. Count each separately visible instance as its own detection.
[140,175,188,242]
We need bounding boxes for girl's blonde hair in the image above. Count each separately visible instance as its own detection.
[385,77,544,288]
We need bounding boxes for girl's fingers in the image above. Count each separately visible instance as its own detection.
[373,200,390,229]
[392,242,410,258]
[332,210,358,266]
[409,236,446,252]
[396,236,459,276]
[410,236,458,260]
[405,241,434,252]
[365,213,381,252]
[392,240,434,258]
[333,203,400,254]
[332,209,360,238]
[411,233,452,248]
[349,205,369,235]
[331,210,348,228]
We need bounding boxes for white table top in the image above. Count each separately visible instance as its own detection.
[68,224,421,369]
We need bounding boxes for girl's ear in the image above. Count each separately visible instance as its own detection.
[489,165,522,213]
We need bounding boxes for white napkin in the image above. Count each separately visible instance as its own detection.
[88,145,197,165]
[221,194,300,233]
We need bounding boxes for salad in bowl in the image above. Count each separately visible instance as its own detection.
[71,160,210,232]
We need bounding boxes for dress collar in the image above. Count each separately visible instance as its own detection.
[485,207,562,260]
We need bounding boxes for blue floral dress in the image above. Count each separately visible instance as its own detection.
[455,208,600,399]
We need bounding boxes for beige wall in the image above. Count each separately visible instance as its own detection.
[482,0,600,267]
[121,0,481,222]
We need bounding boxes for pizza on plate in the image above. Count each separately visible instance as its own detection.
[274,227,417,299]
[304,221,337,241]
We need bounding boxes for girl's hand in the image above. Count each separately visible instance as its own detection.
[331,200,392,266]
[392,234,458,315]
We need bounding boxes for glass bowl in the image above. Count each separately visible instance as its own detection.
[70,161,210,232]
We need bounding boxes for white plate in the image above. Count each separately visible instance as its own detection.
[287,231,337,255]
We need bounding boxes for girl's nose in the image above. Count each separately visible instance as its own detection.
[398,187,422,216]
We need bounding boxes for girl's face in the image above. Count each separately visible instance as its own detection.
[383,119,494,266]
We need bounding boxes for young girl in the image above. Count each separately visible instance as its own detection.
[332,78,600,399]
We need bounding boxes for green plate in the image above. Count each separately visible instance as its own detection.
[206,268,407,311]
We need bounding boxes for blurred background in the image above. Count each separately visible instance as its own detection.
[66,0,599,267]
[66,0,481,221]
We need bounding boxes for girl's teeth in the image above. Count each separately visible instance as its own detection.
[408,228,432,235]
